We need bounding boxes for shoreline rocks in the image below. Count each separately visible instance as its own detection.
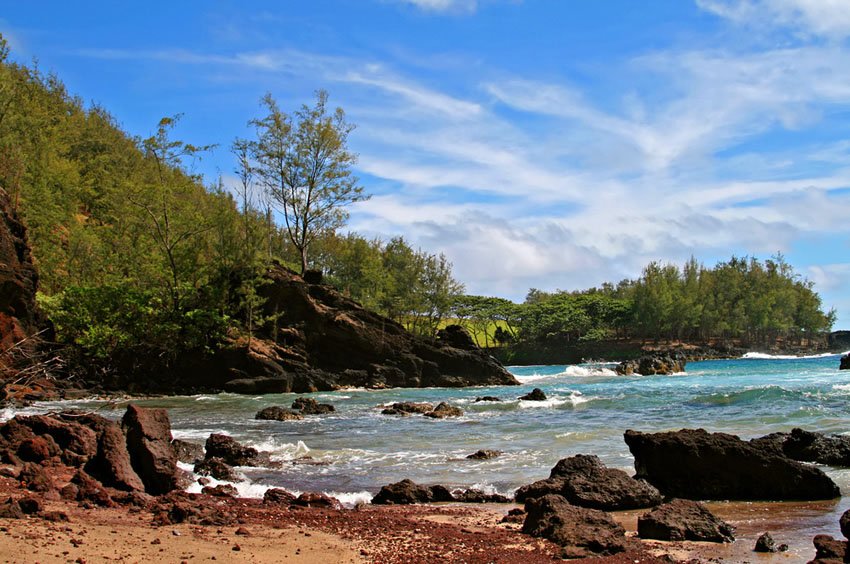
[616,353,686,376]
[519,388,547,401]
[637,499,734,543]
[840,354,849,370]
[625,428,840,501]
[754,428,850,467]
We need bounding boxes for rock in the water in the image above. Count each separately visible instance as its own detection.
[263,488,296,504]
[842,509,850,541]
[840,354,849,370]
[638,499,734,543]
[424,402,463,418]
[474,396,501,403]
[255,406,304,421]
[616,353,686,376]
[122,405,179,495]
[515,454,662,511]
[202,484,238,497]
[371,479,455,504]
[519,388,547,401]
[812,534,848,561]
[194,457,238,482]
[171,439,204,464]
[291,397,334,415]
[754,532,787,553]
[381,402,434,416]
[624,428,840,500]
[779,428,850,467]
[204,434,262,467]
[466,449,502,460]
[436,324,478,350]
[521,494,631,557]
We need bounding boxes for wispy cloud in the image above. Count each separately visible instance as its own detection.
[391,0,478,13]
[697,0,850,39]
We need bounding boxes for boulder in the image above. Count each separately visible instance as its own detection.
[171,439,204,464]
[424,402,463,418]
[204,434,263,467]
[154,492,237,526]
[436,325,478,350]
[70,470,114,507]
[842,509,850,540]
[519,388,547,401]
[15,415,97,466]
[616,353,685,376]
[371,479,455,504]
[466,449,502,460]
[811,534,848,562]
[76,414,145,492]
[474,396,501,402]
[255,406,304,421]
[754,532,787,553]
[202,484,238,497]
[122,405,179,495]
[624,428,840,500]
[292,492,342,509]
[16,437,52,463]
[515,454,662,511]
[0,497,24,519]
[291,397,334,415]
[521,494,631,557]
[452,489,511,503]
[637,499,734,543]
[381,402,434,416]
[754,428,850,466]
[194,457,238,482]
[840,354,849,370]
[19,462,53,492]
[263,488,297,505]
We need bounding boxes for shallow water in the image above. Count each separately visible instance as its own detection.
[5,353,850,533]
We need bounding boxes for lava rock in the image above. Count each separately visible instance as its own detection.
[515,454,662,511]
[291,397,335,415]
[70,470,113,507]
[519,388,547,401]
[263,488,297,504]
[204,434,263,467]
[466,449,502,460]
[637,499,734,543]
[424,402,463,418]
[754,428,850,467]
[371,479,456,504]
[255,406,304,421]
[474,396,501,403]
[171,439,204,464]
[202,484,238,497]
[840,354,849,370]
[624,428,840,500]
[16,437,52,463]
[754,531,787,553]
[812,534,848,561]
[193,457,238,482]
[66,413,145,492]
[122,405,179,495]
[616,353,686,376]
[841,509,850,540]
[19,462,53,492]
[292,492,341,509]
[381,402,434,416]
[521,494,631,557]
[452,489,511,503]
[0,497,24,519]
[436,325,478,350]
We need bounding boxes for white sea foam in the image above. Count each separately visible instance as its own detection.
[515,365,617,383]
[517,391,590,408]
[244,438,311,461]
[326,491,373,507]
[742,351,842,360]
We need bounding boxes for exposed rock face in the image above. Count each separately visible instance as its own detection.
[194,457,238,482]
[291,397,334,415]
[521,494,632,558]
[754,428,850,467]
[255,406,303,421]
[204,434,263,467]
[208,266,519,394]
[841,354,850,370]
[122,405,179,495]
[64,412,144,492]
[616,353,686,376]
[624,428,840,500]
[841,509,850,540]
[436,324,478,350]
[637,499,734,543]
[263,488,297,504]
[14,414,97,466]
[519,388,547,401]
[514,454,662,510]
[171,439,204,464]
[811,534,848,562]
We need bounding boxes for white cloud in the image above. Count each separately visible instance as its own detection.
[393,0,478,13]
[696,0,850,39]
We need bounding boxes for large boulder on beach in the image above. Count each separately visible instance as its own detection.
[637,499,734,542]
[515,454,662,510]
[14,414,97,466]
[811,534,848,562]
[521,494,632,558]
[616,353,685,376]
[66,413,145,492]
[754,428,850,467]
[122,405,179,495]
[624,428,840,500]
[371,479,455,504]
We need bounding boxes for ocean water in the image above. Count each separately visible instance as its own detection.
[5,352,850,505]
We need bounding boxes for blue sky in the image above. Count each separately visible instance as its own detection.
[3,0,850,328]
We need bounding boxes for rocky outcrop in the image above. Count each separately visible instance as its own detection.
[171,439,204,464]
[424,402,463,418]
[205,266,519,394]
[637,499,734,543]
[841,354,850,370]
[624,428,840,500]
[255,406,303,421]
[754,532,788,553]
[616,353,686,376]
[204,434,267,467]
[466,449,502,460]
[753,428,850,466]
[381,402,434,416]
[521,494,632,558]
[122,405,179,495]
[61,412,144,492]
[811,534,848,562]
[292,397,334,415]
[436,324,478,350]
[514,454,662,510]
[371,479,455,504]
[519,388,547,401]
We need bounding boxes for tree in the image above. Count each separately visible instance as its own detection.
[250,90,368,273]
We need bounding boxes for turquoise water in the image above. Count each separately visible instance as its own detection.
[6,352,850,504]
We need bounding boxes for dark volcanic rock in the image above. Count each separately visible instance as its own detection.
[263,488,297,505]
[194,457,238,482]
[841,354,849,370]
[16,415,97,466]
[624,428,840,500]
[616,353,686,376]
[812,534,848,562]
[515,454,662,511]
[291,397,334,415]
[754,428,850,467]
[71,470,113,507]
[452,489,511,503]
[0,497,24,519]
[74,413,145,492]
[204,434,263,467]
[16,437,52,462]
[202,484,237,497]
[255,406,304,421]
[466,449,502,460]
[521,494,631,558]
[371,479,456,504]
[171,439,204,464]
[381,402,434,416]
[519,388,547,401]
[19,462,53,492]
[474,396,501,402]
[293,492,342,509]
[637,499,734,543]
[424,402,463,418]
[122,405,179,495]
[842,509,850,540]
[436,324,478,350]
[754,532,787,553]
